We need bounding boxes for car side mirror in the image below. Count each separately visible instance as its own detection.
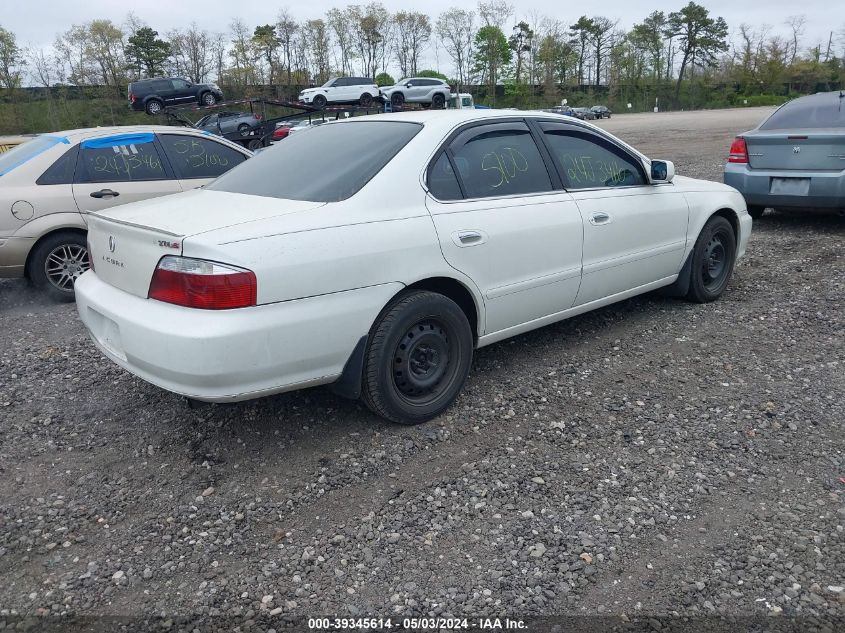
[650,160,674,183]
[405,83,413,88]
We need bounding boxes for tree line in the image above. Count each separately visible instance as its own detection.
[0,1,843,112]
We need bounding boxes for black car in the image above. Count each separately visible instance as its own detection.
[129,77,223,115]
[572,107,597,120]
[195,111,262,138]
[591,105,612,119]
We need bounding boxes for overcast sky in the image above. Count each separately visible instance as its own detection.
[3,0,840,64]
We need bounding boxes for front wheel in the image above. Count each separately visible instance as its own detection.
[201,92,217,106]
[686,215,737,303]
[360,93,373,107]
[390,93,405,108]
[28,231,89,302]
[362,291,473,425]
[312,94,327,109]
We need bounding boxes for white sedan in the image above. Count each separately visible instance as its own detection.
[75,110,752,424]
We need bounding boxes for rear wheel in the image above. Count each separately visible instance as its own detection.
[432,93,446,109]
[201,92,216,106]
[360,93,373,107]
[28,231,89,302]
[145,99,163,115]
[747,205,765,220]
[686,216,737,303]
[362,291,473,425]
[237,123,251,137]
[312,94,327,109]
[391,92,405,108]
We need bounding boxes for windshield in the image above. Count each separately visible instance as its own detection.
[209,121,421,202]
[0,135,68,177]
[320,78,337,88]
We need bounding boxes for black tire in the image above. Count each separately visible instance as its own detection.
[145,99,163,115]
[685,215,737,304]
[747,205,765,220]
[312,94,327,109]
[391,92,405,107]
[360,92,373,107]
[247,138,262,151]
[432,93,446,109]
[201,92,216,106]
[237,123,251,137]
[362,291,473,425]
[27,231,89,302]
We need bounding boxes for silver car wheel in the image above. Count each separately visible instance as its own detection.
[45,244,89,292]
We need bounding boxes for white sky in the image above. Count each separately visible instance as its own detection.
[3,0,841,73]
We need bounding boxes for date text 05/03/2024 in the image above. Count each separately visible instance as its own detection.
[307,617,527,630]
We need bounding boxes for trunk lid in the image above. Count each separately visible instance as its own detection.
[87,189,325,297]
[745,131,845,170]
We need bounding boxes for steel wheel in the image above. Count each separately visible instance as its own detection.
[701,232,729,292]
[44,243,89,292]
[392,318,456,404]
[685,215,736,303]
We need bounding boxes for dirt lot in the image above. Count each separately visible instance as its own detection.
[0,107,843,631]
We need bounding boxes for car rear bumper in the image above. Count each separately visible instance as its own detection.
[723,164,845,209]
[75,271,403,402]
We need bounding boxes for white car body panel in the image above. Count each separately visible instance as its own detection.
[76,110,751,403]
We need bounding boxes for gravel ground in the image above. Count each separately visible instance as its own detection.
[0,107,843,632]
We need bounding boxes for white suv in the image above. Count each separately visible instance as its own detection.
[298,77,379,109]
[380,78,451,108]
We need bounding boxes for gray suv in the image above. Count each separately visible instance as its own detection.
[380,77,451,108]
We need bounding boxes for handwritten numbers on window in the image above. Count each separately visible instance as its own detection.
[481,147,529,189]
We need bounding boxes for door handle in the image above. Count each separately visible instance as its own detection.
[90,189,120,199]
[452,230,486,247]
[589,211,612,225]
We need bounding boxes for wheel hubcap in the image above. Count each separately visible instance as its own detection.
[45,244,89,291]
[393,320,452,401]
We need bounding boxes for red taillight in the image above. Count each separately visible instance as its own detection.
[728,137,748,163]
[148,256,257,309]
[254,113,262,121]
[129,94,136,103]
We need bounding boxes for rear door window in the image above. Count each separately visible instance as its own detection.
[76,134,169,183]
[445,122,553,199]
[149,80,171,92]
[158,134,248,179]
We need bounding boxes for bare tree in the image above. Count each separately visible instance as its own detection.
[277,8,299,87]
[589,16,617,86]
[785,15,806,66]
[327,7,356,76]
[348,3,391,79]
[477,0,514,31]
[436,8,476,90]
[393,11,432,77]
[304,19,331,84]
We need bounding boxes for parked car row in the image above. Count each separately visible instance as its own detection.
[0,127,251,300]
[64,109,751,425]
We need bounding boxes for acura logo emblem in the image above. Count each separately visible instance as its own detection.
[793,146,801,153]
[108,236,116,252]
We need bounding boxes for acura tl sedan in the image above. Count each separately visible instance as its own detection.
[724,90,845,218]
[76,110,752,425]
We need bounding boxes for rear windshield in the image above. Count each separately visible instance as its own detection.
[760,94,845,130]
[0,135,67,177]
[208,121,422,202]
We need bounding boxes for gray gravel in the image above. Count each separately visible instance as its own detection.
[0,107,843,630]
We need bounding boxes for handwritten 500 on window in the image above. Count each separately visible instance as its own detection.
[159,134,248,180]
